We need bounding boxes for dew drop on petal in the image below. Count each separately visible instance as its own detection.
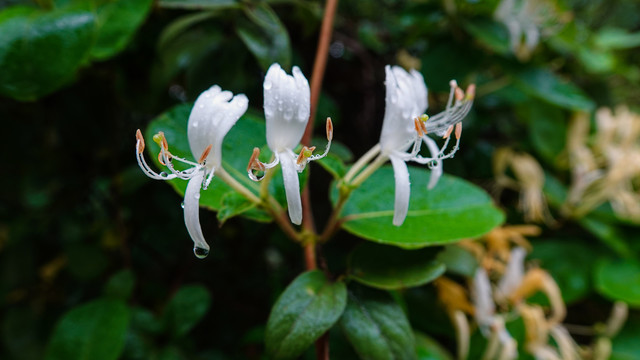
[263,80,272,90]
[194,193,201,200]
[160,171,167,177]
[284,108,294,120]
[192,122,198,128]
[193,246,209,259]
[181,201,185,208]
[391,94,398,104]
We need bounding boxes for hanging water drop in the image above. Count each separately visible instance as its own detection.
[194,246,209,259]
[160,171,167,177]
[181,201,185,208]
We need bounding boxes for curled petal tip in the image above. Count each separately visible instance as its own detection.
[326,117,333,141]
[135,129,145,154]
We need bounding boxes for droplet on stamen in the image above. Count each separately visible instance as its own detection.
[193,246,209,259]
[181,202,185,208]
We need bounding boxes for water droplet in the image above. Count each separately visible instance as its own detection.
[265,107,274,117]
[194,193,201,200]
[160,172,167,177]
[402,109,410,118]
[199,104,204,109]
[193,246,209,259]
[263,80,272,90]
[391,94,398,104]
[283,108,293,120]
[181,202,185,208]
[192,122,198,128]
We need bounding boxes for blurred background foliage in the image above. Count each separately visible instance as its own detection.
[1,0,640,359]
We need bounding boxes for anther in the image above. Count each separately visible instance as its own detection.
[135,129,145,154]
[419,119,428,134]
[455,122,463,139]
[466,84,476,100]
[198,144,213,164]
[443,125,454,139]
[414,118,424,137]
[326,117,333,141]
[296,146,316,165]
[455,87,465,101]
[247,147,264,172]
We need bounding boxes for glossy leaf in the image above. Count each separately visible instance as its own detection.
[265,270,347,359]
[415,332,453,360]
[523,102,567,165]
[348,242,445,290]
[317,155,347,180]
[89,0,153,60]
[236,3,291,71]
[0,6,95,101]
[595,258,640,307]
[45,299,129,360]
[513,68,596,111]
[436,245,478,277]
[339,285,416,360]
[333,166,504,248]
[217,192,270,224]
[162,284,212,338]
[158,0,240,10]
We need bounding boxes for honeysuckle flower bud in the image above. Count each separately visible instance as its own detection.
[379,65,474,226]
[136,85,248,258]
[247,63,332,225]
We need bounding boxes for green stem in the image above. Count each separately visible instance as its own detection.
[343,143,381,183]
[216,167,261,204]
[350,153,388,187]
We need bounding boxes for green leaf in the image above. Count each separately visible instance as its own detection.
[333,166,504,248]
[0,6,95,101]
[436,245,478,277]
[595,27,640,50]
[595,258,640,307]
[157,11,219,50]
[265,270,347,359]
[415,332,453,360]
[317,155,347,180]
[236,3,291,71]
[529,240,598,304]
[522,102,568,165]
[579,216,634,258]
[513,68,595,111]
[217,192,270,224]
[88,0,153,60]
[158,0,240,10]
[612,315,640,360]
[103,269,136,300]
[461,19,510,55]
[45,299,130,360]
[162,284,212,338]
[348,242,445,290]
[339,285,417,360]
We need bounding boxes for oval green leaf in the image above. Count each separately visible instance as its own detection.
[45,299,129,360]
[333,166,504,248]
[265,270,347,359]
[340,285,417,360]
[415,331,453,360]
[595,258,640,307]
[162,284,212,338]
[513,68,595,111]
[236,3,291,71]
[0,6,95,101]
[348,242,445,290]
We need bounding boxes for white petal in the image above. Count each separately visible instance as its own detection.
[497,247,527,297]
[279,150,302,225]
[423,136,443,189]
[184,171,210,253]
[472,268,495,328]
[264,63,310,152]
[188,86,248,168]
[380,65,428,154]
[389,154,411,226]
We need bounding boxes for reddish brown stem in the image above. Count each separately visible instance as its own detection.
[304,242,317,270]
[303,0,339,146]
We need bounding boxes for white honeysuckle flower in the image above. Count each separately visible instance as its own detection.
[497,246,527,299]
[136,85,248,258]
[379,65,475,226]
[247,63,332,225]
[472,268,496,330]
